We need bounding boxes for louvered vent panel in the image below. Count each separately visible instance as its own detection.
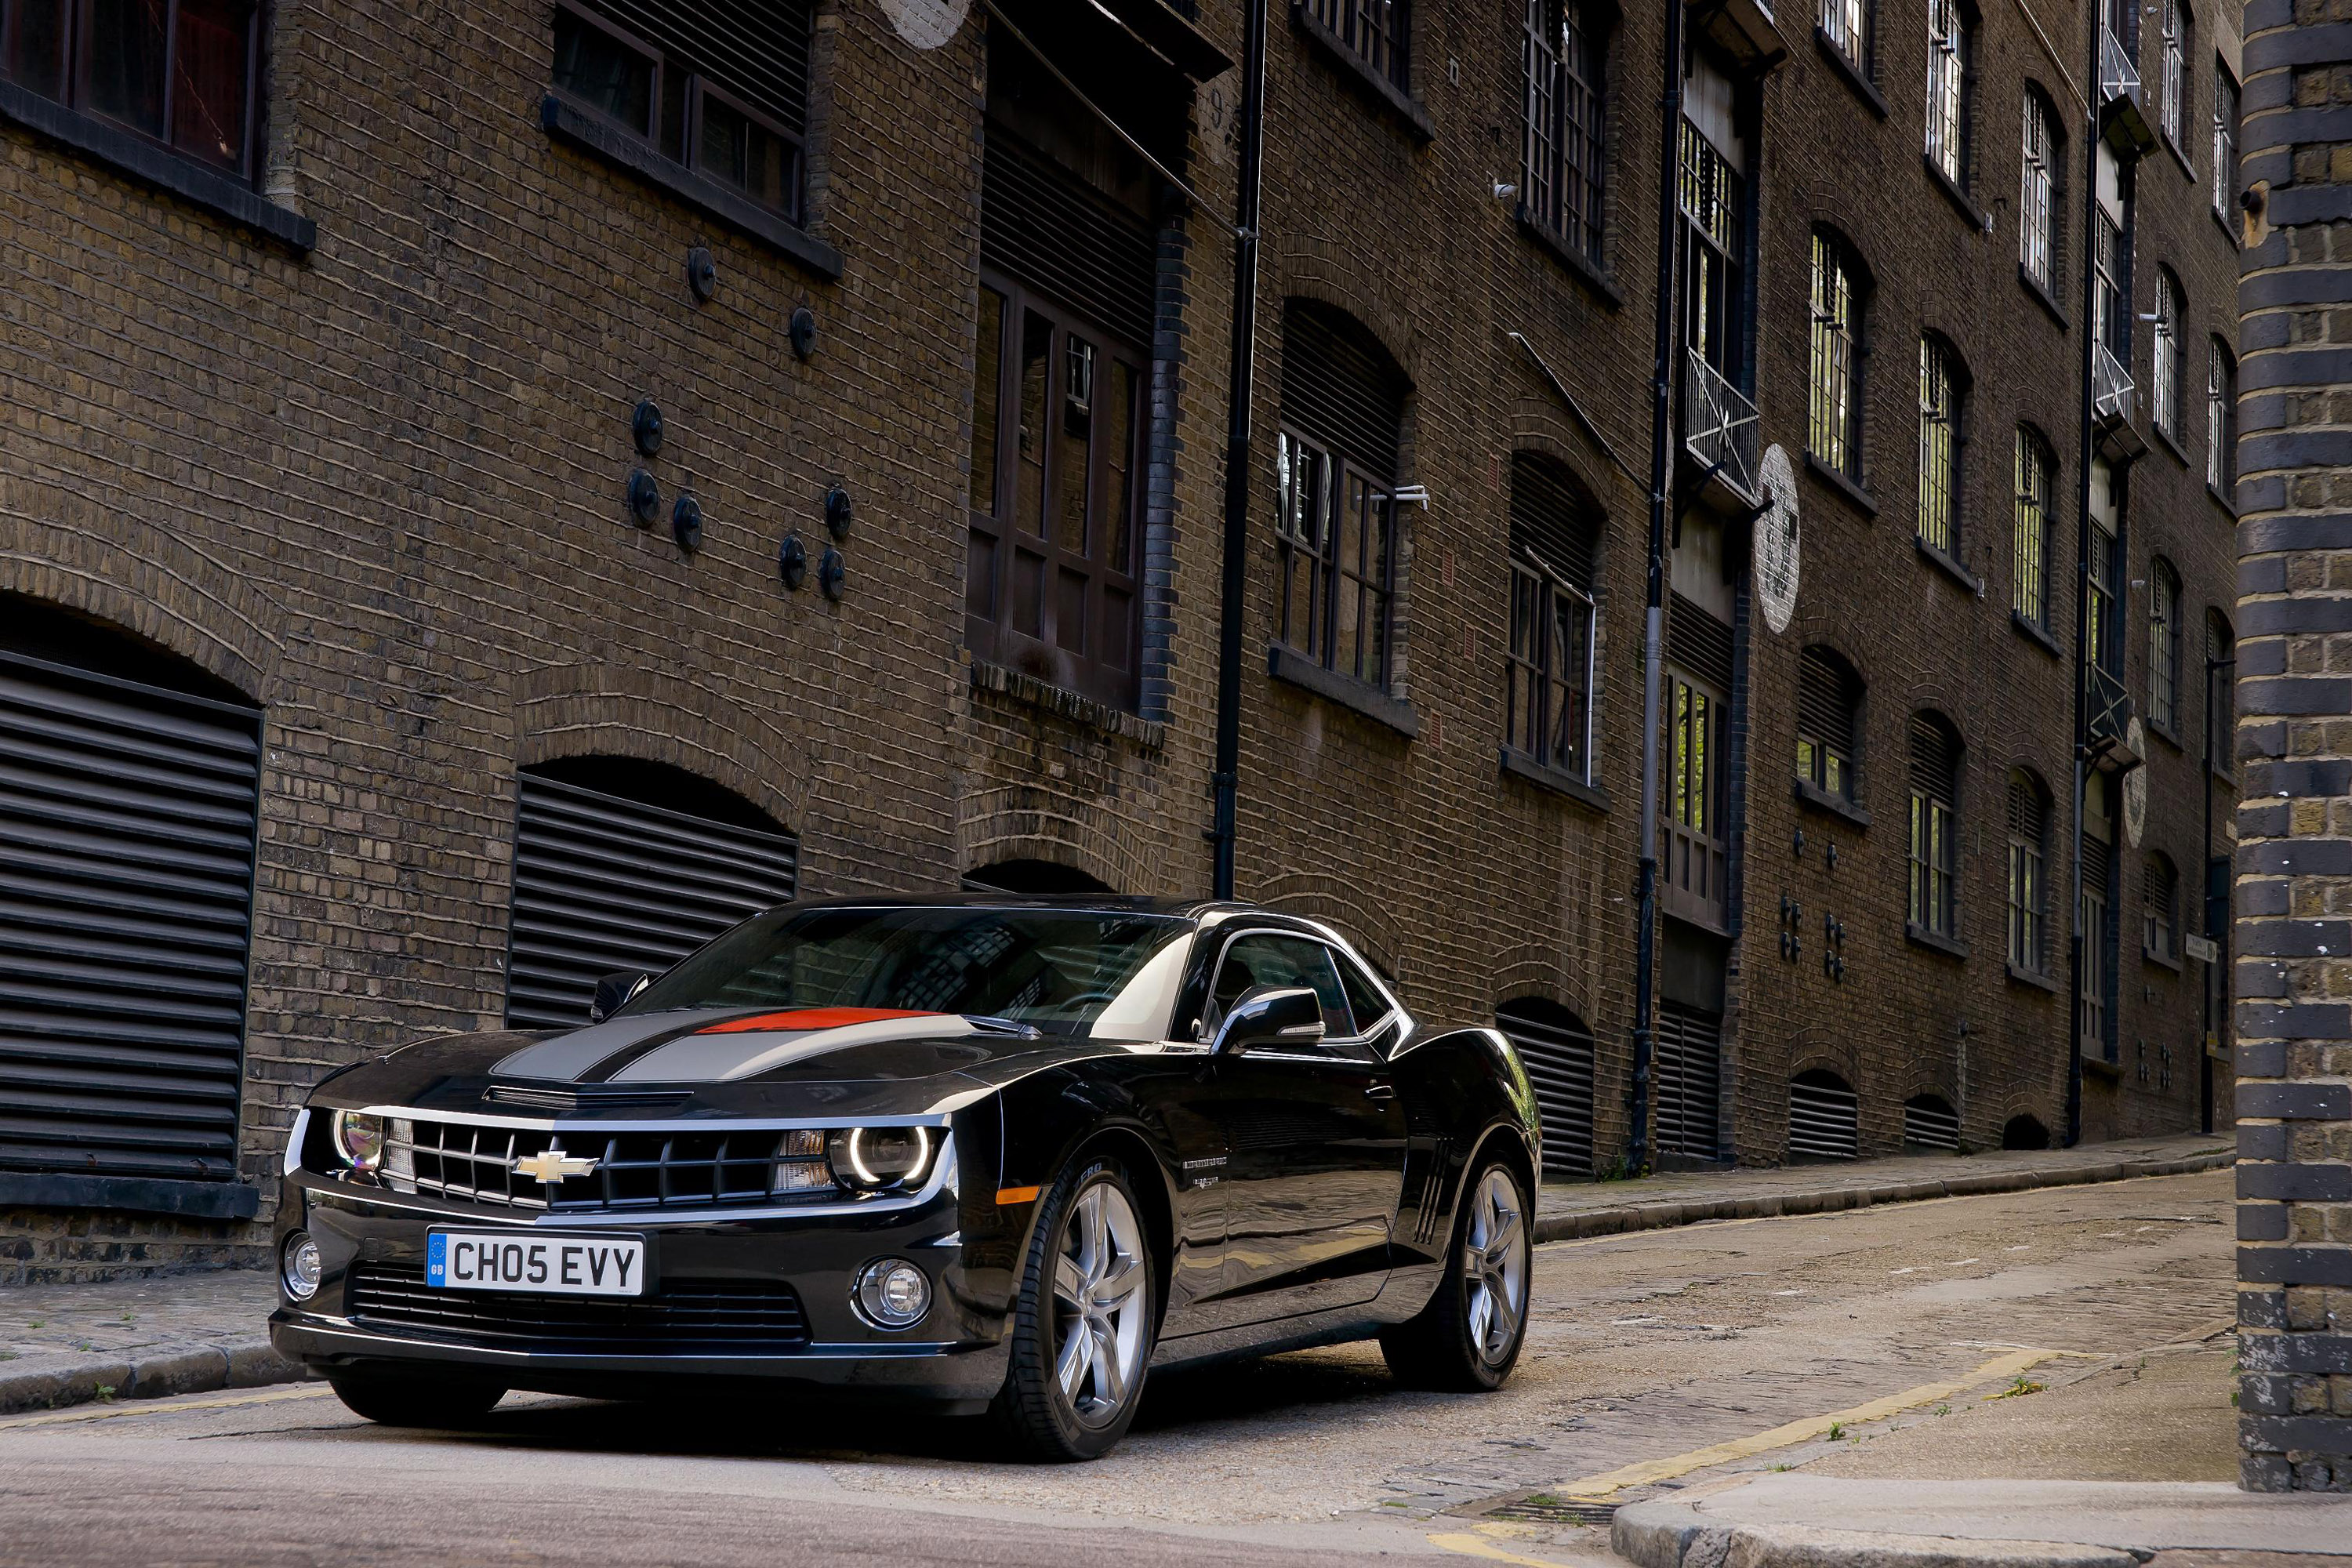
[2007,776,2045,839]
[1797,647,1857,757]
[505,774,798,1030]
[1496,1003,1595,1177]
[1653,1001,1721,1158]
[1508,454,1601,591]
[1909,714,1961,803]
[1903,1094,1961,1151]
[981,133,1158,351]
[575,0,813,136]
[1788,1073,1860,1160]
[1668,595,1734,689]
[2082,831,2113,898]
[1279,301,1406,481]
[0,652,260,1182]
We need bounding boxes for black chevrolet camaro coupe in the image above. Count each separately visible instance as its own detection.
[271,897,1541,1459]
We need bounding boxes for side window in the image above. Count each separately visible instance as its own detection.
[1334,953,1393,1033]
[1210,935,1355,1039]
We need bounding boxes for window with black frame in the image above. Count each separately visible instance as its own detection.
[2213,64,2239,225]
[2013,426,2055,630]
[1916,335,1965,555]
[2006,768,2048,975]
[549,0,812,222]
[2019,88,2062,293]
[1925,0,1973,187]
[1520,0,1605,264]
[1796,644,1862,801]
[1665,598,1733,930]
[2152,268,2183,438]
[1305,0,1409,89]
[1504,453,1602,783]
[1907,712,1962,941]
[1,0,261,175]
[1276,302,1408,693]
[2207,339,2237,492]
[2148,557,2183,735]
[1820,0,1870,73]
[1809,230,1864,480]
[2088,460,2122,674]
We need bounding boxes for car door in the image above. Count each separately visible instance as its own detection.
[1194,931,1407,1323]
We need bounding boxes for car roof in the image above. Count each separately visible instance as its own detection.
[772,891,1249,919]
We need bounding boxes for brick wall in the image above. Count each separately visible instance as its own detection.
[2234,0,2352,1493]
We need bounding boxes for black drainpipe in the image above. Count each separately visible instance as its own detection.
[2065,22,2104,1150]
[1631,0,1689,1178]
[1207,0,1271,901]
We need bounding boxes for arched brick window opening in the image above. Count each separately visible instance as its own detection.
[2002,1112,2050,1151]
[1497,997,1595,1177]
[1904,1093,1961,1152]
[1789,1069,1860,1161]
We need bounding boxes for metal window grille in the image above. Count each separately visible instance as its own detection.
[0,650,261,1184]
[2213,68,2238,222]
[2151,273,2180,437]
[1496,1001,1595,1177]
[1788,1072,1860,1160]
[504,771,798,1029]
[1796,645,1860,798]
[2158,0,2184,147]
[1926,0,1967,183]
[1903,1094,1961,1150]
[1305,0,1409,89]
[2013,428,2053,626]
[1916,337,1960,554]
[2019,93,2056,290]
[2206,341,2235,491]
[1907,715,1961,938]
[2148,558,2181,732]
[1809,233,1860,477]
[1653,1001,1721,1159]
[2006,773,2047,972]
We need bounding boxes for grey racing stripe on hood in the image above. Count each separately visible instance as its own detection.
[491,1008,750,1083]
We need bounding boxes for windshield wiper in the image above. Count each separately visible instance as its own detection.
[964,1014,1044,1038]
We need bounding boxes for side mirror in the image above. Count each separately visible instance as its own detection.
[587,970,652,1023]
[1210,985,1325,1058]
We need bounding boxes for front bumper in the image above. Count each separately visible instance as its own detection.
[270,1170,1014,1406]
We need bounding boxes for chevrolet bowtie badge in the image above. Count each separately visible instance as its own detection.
[514,1146,599,1185]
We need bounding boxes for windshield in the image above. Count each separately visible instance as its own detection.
[620,906,1193,1036]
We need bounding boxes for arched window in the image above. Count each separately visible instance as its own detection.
[2013,426,2056,629]
[2158,0,2190,152]
[2213,64,2240,222]
[1820,0,1871,72]
[1917,334,1966,554]
[1926,0,1974,187]
[2148,557,2183,735]
[2206,609,2237,779]
[1277,301,1409,693]
[1796,644,1863,800]
[1904,1093,1961,1151]
[1907,712,1962,939]
[2151,269,2183,438]
[1809,230,1866,478]
[2207,339,2237,492]
[2006,768,2050,975]
[2143,853,2180,964]
[1497,999,1596,1176]
[507,758,799,1028]
[1789,1069,1860,1160]
[2020,88,2063,293]
[1505,452,1602,782]
[1522,0,1606,263]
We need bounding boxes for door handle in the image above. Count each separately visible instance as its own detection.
[1364,1083,1396,1101]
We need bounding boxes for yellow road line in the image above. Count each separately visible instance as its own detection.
[0,1382,336,1432]
[1428,1525,1588,1567]
[1548,1347,2060,1500]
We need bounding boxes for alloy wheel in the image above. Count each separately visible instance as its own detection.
[1051,1178,1149,1428]
[1463,1166,1528,1366]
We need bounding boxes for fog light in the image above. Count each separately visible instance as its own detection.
[855,1258,931,1329]
[282,1232,321,1302]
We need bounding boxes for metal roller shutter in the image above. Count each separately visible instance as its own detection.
[981,133,1158,352]
[1653,1000,1721,1158]
[1279,301,1406,481]
[1903,1094,1961,1150]
[1788,1071,1860,1160]
[505,773,799,1030]
[1496,1002,1595,1178]
[1508,453,1601,591]
[0,650,261,1183]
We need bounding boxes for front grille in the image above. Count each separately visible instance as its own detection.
[346,1261,810,1351]
[385,1118,807,1212]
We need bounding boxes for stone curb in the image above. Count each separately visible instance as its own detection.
[1532,1149,2234,1245]
[1611,1497,2140,1568]
[0,1338,310,1417]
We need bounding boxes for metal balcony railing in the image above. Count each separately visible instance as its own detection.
[2092,342,2135,425]
[2085,660,2133,758]
[1682,349,1761,503]
[2099,25,2138,100]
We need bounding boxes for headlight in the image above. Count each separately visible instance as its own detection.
[282,1232,321,1301]
[332,1111,385,1173]
[854,1258,931,1328]
[828,1126,935,1191]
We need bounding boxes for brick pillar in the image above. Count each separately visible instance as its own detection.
[2234,0,2352,1494]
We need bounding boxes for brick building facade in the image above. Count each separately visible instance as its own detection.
[0,0,2241,1279]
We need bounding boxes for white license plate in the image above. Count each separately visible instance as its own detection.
[426,1230,648,1298]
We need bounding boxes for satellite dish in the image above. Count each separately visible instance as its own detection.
[2122,719,2149,848]
[1755,444,1800,635]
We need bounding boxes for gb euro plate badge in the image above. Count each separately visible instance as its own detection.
[426,1229,649,1298]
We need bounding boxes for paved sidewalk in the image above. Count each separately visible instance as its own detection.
[1534,1131,2232,1243]
[1612,1475,2352,1566]
[0,1132,2232,1417]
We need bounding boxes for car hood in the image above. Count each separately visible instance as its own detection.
[318,1006,1138,1121]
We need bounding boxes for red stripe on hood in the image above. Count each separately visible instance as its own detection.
[691,1007,945,1035]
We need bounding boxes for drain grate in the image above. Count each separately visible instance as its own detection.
[1484,1497,1620,1527]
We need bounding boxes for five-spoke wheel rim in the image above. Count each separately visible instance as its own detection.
[1463,1167,1527,1367]
[1051,1178,1149,1428]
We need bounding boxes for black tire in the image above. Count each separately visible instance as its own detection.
[328,1372,507,1428]
[989,1157,1159,1461]
[1381,1156,1532,1392]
